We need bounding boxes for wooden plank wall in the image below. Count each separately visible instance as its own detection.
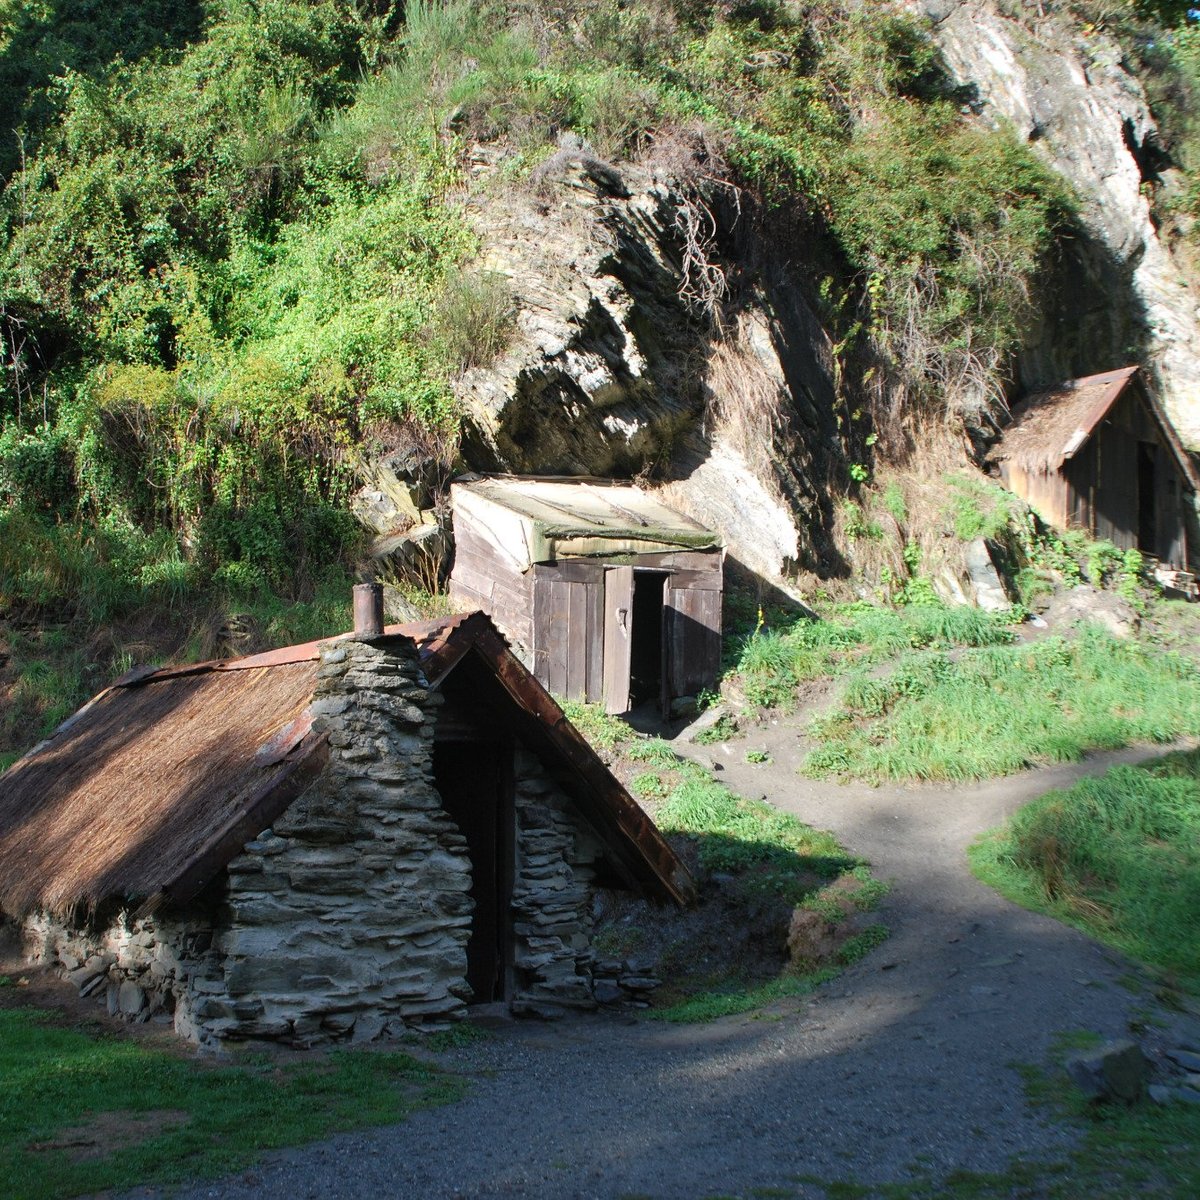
[453,531,724,707]
[449,520,535,650]
[1002,387,1194,568]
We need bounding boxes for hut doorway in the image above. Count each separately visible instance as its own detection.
[603,566,669,715]
[1138,442,1157,553]
[630,570,668,710]
[432,740,514,1005]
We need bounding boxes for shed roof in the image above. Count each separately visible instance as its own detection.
[993,366,1199,488]
[0,612,693,918]
[452,476,720,571]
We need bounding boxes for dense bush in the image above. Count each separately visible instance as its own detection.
[0,0,1083,605]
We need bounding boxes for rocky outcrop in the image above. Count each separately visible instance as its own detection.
[456,138,844,582]
[909,0,1200,445]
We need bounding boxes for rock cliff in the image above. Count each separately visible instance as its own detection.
[454,138,847,582]
[909,0,1200,445]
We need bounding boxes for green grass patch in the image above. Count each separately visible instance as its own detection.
[422,1021,489,1052]
[803,628,1200,782]
[649,968,838,1024]
[734,603,1015,710]
[693,714,741,745]
[0,1008,465,1200]
[656,762,859,903]
[625,753,888,1022]
[970,749,1200,988]
[558,699,633,752]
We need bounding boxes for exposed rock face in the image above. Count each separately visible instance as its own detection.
[457,140,843,581]
[460,147,702,479]
[909,0,1200,445]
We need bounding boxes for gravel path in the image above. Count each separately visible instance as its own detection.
[155,739,1198,1200]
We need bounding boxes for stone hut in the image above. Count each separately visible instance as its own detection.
[449,476,724,715]
[0,604,692,1046]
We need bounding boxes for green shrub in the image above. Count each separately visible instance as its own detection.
[0,424,76,517]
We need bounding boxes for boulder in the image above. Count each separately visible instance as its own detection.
[1065,1039,1149,1104]
[1042,585,1139,639]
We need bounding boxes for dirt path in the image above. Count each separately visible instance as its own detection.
[155,739,1199,1200]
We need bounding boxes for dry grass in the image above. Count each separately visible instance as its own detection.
[702,314,789,479]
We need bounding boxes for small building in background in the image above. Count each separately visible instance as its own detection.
[449,476,724,715]
[992,366,1199,569]
[0,607,692,1046]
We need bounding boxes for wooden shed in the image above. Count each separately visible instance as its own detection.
[449,477,724,715]
[992,366,1199,568]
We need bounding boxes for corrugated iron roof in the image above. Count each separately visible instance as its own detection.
[0,612,693,917]
[452,476,721,570]
[993,366,1199,488]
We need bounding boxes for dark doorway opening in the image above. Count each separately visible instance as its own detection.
[629,570,666,709]
[431,740,512,1005]
[1138,442,1157,554]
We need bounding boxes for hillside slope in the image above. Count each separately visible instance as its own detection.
[1,0,1198,757]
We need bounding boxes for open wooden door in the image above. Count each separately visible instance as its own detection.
[602,565,634,714]
[665,578,723,700]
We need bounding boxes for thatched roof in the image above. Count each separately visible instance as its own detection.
[0,612,693,918]
[993,366,1199,488]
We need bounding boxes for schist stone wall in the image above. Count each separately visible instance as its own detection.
[510,747,603,1017]
[18,635,617,1045]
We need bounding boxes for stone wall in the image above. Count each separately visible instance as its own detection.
[213,637,473,1045]
[509,748,603,1017]
[19,903,224,1043]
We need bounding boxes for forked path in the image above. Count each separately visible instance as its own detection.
[163,742,1197,1200]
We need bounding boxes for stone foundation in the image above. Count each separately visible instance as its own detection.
[19,904,224,1042]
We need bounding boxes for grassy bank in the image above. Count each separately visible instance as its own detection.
[0,1005,462,1200]
[592,733,887,1022]
[724,593,1200,784]
[970,748,1200,989]
[803,628,1200,782]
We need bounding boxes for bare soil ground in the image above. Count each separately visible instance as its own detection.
[133,732,1200,1200]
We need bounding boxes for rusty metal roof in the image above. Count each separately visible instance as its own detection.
[0,612,693,917]
[993,366,1199,488]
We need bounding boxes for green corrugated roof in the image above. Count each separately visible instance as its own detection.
[454,476,721,567]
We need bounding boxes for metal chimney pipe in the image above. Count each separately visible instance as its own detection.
[353,582,384,638]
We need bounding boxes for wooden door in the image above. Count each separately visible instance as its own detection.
[532,563,604,703]
[665,582,723,699]
[602,565,634,714]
